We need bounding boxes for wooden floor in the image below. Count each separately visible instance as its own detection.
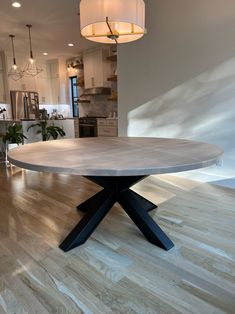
[0,164,235,314]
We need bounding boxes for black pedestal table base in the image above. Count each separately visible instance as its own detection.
[59,176,174,252]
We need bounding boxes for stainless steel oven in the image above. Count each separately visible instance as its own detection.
[79,117,98,137]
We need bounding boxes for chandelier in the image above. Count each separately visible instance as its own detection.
[8,35,23,81]
[23,24,43,76]
[80,0,146,44]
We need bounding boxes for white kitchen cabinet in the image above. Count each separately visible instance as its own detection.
[83,47,111,89]
[97,118,118,137]
[74,118,79,138]
[35,61,51,104]
[47,59,59,104]
[35,76,50,104]
[46,59,69,104]
[21,74,37,92]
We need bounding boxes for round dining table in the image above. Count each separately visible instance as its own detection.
[8,137,223,252]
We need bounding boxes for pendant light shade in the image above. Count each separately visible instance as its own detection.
[80,0,146,44]
[23,24,43,76]
[8,35,23,81]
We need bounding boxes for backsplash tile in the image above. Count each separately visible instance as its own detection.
[78,95,117,117]
[39,104,71,118]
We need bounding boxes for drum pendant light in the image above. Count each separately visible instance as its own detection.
[8,35,23,81]
[80,0,146,44]
[23,24,43,76]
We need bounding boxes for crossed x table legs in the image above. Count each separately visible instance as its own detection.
[59,176,174,252]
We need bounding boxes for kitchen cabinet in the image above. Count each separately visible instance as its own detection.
[97,118,118,137]
[36,77,50,104]
[47,59,68,104]
[21,74,37,92]
[8,75,36,94]
[35,70,51,104]
[74,118,79,138]
[83,47,111,89]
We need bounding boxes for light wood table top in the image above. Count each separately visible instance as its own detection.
[7,137,223,176]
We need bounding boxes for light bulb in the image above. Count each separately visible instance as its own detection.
[30,58,34,64]
[12,64,18,70]
[12,2,21,8]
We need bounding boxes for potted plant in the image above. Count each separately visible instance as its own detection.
[3,123,27,147]
[27,120,66,141]
[3,123,27,162]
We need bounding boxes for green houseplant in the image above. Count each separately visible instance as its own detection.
[3,123,27,163]
[3,123,27,145]
[27,120,66,141]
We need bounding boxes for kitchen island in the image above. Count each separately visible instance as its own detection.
[22,119,77,143]
[0,118,77,149]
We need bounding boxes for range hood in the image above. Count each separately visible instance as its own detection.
[81,87,111,96]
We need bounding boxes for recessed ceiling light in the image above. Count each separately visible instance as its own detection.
[43,52,48,56]
[68,43,74,47]
[12,2,21,8]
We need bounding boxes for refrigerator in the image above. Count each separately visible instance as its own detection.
[10,90,40,120]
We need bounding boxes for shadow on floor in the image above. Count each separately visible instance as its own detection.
[211,177,235,189]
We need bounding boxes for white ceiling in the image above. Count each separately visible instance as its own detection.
[0,0,99,59]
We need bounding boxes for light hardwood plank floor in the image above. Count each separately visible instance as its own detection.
[0,164,234,314]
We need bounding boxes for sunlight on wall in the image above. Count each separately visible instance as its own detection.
[128,57,235,186]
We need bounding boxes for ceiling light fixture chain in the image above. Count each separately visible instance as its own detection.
[23,24,43,76]
[8,34,23,81]
[26,24,34,59]
[10,34,17,65]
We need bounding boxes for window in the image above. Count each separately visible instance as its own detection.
[70,76,79,117]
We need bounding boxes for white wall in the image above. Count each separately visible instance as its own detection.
[118,0,235,187]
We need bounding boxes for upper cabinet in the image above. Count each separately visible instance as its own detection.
[34,61,50,104]
[46,58,69,104]
[83,47,111,89]
[35,74,50,104]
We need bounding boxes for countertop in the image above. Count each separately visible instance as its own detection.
[0,118,74,123]
[0,119,21,123]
